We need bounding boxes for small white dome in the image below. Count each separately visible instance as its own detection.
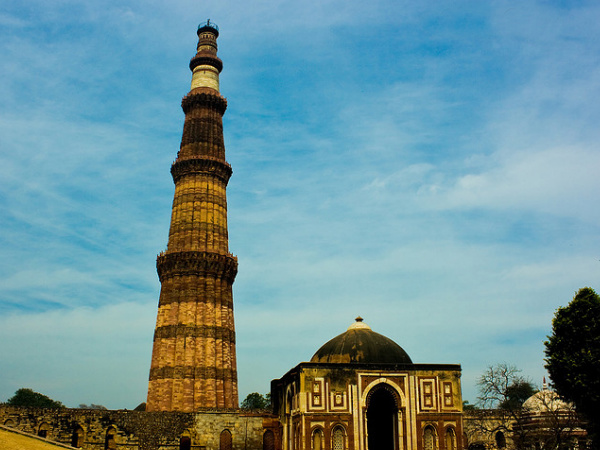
[523,388,571,412]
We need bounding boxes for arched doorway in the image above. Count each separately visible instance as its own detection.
[312,428,323,450]
[495,431,506,449]
[366,385,399,450]
[104,426,117,450]
[332,426,346,450]
[445,428,456,450]
[38,423,50,439]
[71,425,85,448]
[220,429,232,450]
[263,430,275,450]
[105,427,117,450]
[468,443,486,450]
[423,426,437,450]
[180,435,192,450]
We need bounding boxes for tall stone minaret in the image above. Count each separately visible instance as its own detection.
[147,20,238,411]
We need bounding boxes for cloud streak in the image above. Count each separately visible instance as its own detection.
[1,0,598,408]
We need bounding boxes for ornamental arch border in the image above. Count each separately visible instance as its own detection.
[360,377,406,408]
[310,427,324,450]
[422,423,439,450]
[421,422,439,433]
[445,426,457,450]
[331,424,346,450]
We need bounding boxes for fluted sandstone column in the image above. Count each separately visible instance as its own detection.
[147,21,238,411]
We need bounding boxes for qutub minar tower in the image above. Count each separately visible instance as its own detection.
[146,20,239,412]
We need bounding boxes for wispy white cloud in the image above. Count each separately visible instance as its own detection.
[434,146,600,222]
[0,0,598,408]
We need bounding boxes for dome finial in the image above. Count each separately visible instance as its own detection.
[348,317,371,331]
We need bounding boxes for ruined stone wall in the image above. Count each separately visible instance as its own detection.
[0,406,272,450]
[193,411,268,449]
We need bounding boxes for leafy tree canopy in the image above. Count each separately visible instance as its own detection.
[499,380,536,410]
[545,287,600,438]
[463,400,477,411]
[240,392,271,411]
[6,388,64,409]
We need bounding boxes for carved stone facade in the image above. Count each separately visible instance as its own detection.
[271,319,464,450]
[146,21,238,412]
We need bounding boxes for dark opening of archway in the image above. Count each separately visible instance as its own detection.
[71,427,84,448]
[469,444,486,450]
[220,430,232,450]
[263,430,275,450]
[367,387,397,450]
[180,436,191,450]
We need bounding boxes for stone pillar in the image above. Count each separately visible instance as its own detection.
[147,21,238,411]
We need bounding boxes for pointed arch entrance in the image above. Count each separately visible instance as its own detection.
[366,384,400,450]
[71,425,85,448]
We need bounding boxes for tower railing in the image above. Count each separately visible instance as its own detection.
[198,19,219,32]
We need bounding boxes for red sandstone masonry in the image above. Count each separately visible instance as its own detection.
[146,23,238,412]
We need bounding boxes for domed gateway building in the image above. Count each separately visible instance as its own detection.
[271,317,464,450]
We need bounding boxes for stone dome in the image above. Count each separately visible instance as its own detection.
[523,384,571,412]
[310,317,413,364]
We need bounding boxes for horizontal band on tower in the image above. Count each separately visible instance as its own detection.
[157,250,238,283]
[153,324,235,342]
[149,365,237,381]
[157,293,233,309]
[171,157,232,184]
[182,90,227,114]
[189,53,223,73]
[172,191,228,210]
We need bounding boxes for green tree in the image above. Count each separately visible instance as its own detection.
[6,388,64,409]
[463,400,477,411]
[240,392,270,411]
[545,287,600,441]
[499,380,536,410]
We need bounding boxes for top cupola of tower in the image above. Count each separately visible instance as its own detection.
[197,19,219,37]
[190,19,223,91]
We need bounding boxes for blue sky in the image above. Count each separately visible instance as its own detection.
[1,0,599,409]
